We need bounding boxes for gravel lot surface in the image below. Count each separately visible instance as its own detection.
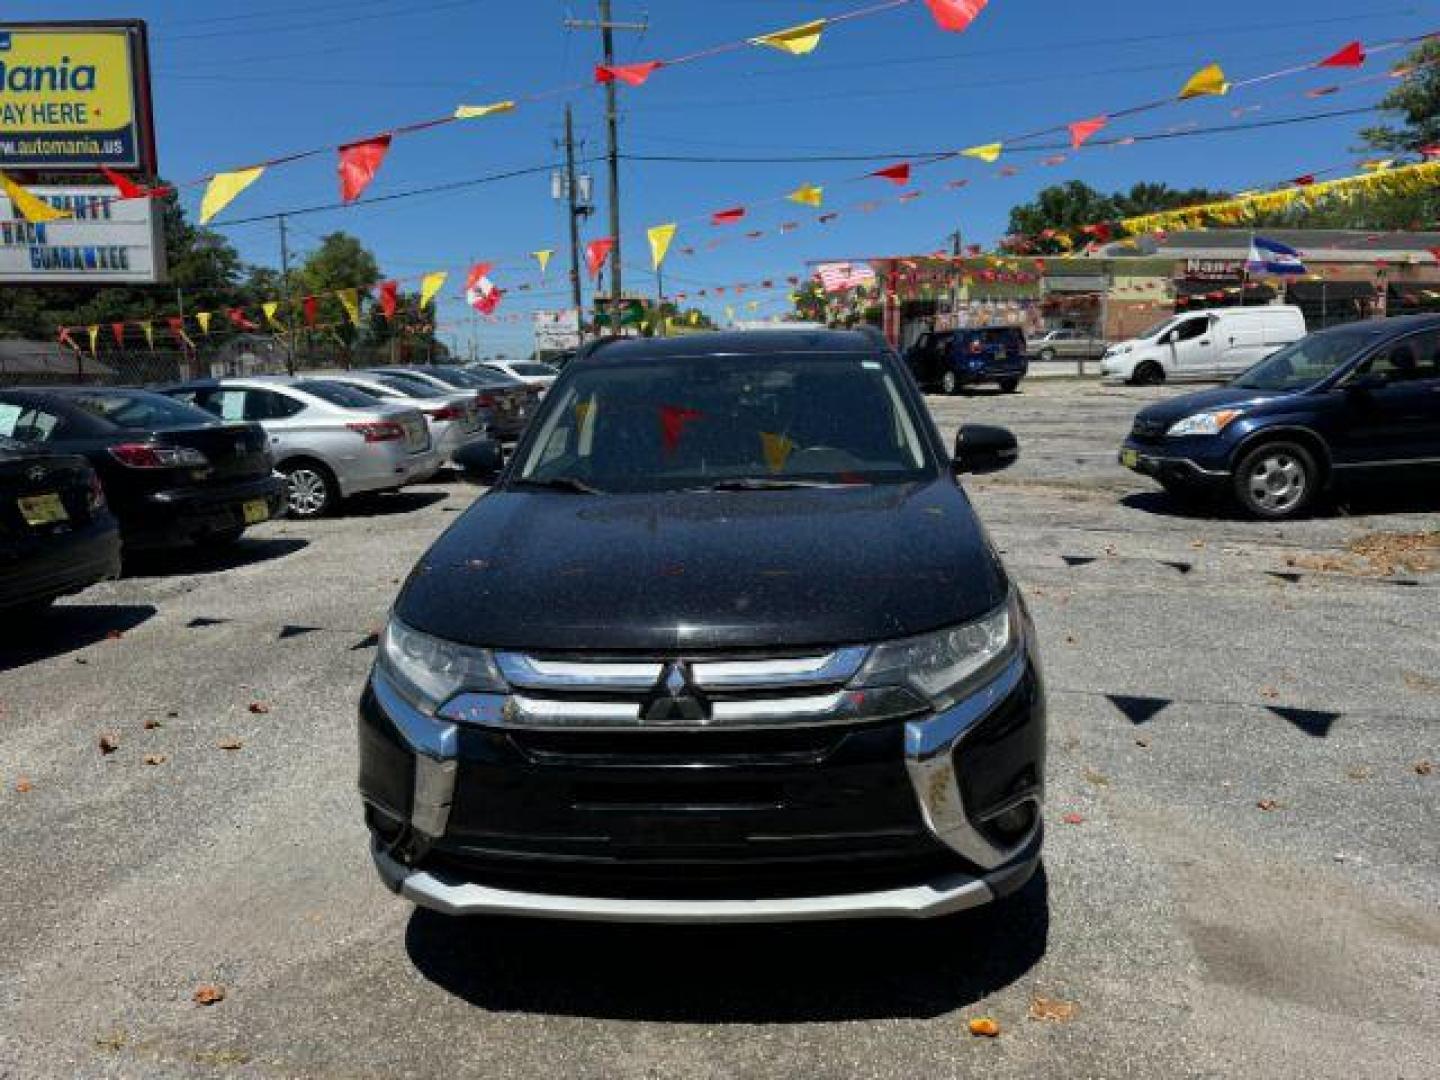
[1,378,1436,1078]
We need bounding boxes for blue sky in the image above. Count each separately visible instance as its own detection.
[12,0,1437,355]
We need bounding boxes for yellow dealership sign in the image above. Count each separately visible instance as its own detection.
[0,22,155,170]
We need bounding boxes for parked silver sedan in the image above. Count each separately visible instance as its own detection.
[158,376,440,518]
[309,373,488,464]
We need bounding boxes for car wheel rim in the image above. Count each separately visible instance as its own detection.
[286,469,328,516]
[1247,453,1306,513]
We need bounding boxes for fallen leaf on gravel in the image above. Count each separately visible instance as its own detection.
[1190,540,1206,549]
[193,984,225,1006]
[1402,672,1440,693]
[217,739,243,751]
[1028,996,1077,1022]
[1061,812,1084,825]
[143,753,167,766]
[94,1030,126,1052]
[1345,530,1439,576]
[1260,686,1280,700]
[1256,798,1280,811]
[1416,760,1433,776]
[1064,635,1077,645]
[247,702,270,715]
[1082,768,1109,787]
[1345,766,1371,780]
[98,732,120,755]
[166,710,179,718]
[1104,544,1117,556]
[968,1017,1001,1037]
[15,776,33,793]
[143,718,162,730]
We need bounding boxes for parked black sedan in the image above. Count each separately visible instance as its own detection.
[1120,315,1440,519]
[1,435,121,613]
[0,387,284,549]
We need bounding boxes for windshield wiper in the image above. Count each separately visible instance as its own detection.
[692,477,867,492]
[510,476,606,494]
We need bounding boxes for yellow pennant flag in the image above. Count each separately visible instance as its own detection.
[196,311,213,335]
[788,184,823,207]
[419,271,447,308]
[263,301,282,328]
[87,325,99,355]
[532,249,553,273]
[336,288,361,326]
[1178,63,1228,100]
[139,321,154,349]
[760,432,795,473]
[200,166,265,225]
[647,222,677,270]
[0,170,72,222]
[454,101,516,120]
[750,19,826,56]
[962,143,1003,164]
[1362,158,1394,172]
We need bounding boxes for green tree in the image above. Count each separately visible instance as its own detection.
[1359,39,1440,153]
[1005,180,1230,252]
[295,232,381,356]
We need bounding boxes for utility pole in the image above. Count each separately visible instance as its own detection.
[278,213,297,375]
[564,105,586,340]
[564,4,647,323]
[948,228,963,332]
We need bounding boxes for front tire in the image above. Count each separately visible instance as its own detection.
[1131,361,1165,386]
[1232,441,1317,520]
[940,370,959,396]
[280,461,340,519]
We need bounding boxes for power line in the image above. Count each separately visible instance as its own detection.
[159,0,485,42]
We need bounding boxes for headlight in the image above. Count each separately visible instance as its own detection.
[376,616,505,715]
[852,594,1019,712]
[1107,343,1132,357]
[1166,409,1243,437]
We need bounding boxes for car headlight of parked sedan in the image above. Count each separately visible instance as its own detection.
[1166,409,1244,437]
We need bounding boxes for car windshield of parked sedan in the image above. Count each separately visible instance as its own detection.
[514,353,935,493]
[1231,324,1387,391]
[67,390,219,430]
[293,380,386,409]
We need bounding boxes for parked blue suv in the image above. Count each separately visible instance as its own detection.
[906,327,1030,395]
[1120,315,1440,519]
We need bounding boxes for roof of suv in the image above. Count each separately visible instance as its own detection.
[571,329,886,367]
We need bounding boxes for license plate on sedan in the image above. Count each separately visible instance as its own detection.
[18,492,67,526]
[1120,448,1139,469]
[242,498,269,525]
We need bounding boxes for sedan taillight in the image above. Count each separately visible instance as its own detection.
[475,393,497,408]
[424,405,464,422]
[347,421,406,443]
[108,443,209,468]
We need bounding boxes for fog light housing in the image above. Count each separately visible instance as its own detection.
[978,799,1037,846]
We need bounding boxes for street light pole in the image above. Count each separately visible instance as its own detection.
[563,105,586,340]
[278,213,297,375]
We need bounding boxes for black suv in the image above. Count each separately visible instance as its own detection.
[358,330,1045,922]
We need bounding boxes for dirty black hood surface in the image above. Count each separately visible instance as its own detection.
[396,481,1007,652]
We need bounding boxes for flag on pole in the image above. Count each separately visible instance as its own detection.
[1246,236,1307,276]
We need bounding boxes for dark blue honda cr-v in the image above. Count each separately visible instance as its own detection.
[1120,314,1440,519]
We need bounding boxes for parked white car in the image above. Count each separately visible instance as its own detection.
[159,376,440,518]
[468,360,559,392]
[310,373,487,464]
[1101,306,1306,385]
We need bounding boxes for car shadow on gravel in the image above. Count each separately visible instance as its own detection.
[342,491,451,517]
[404,866,1048,1022]
[123,536,309,579]
[0,602,157,672]
[1122,483,1440,522]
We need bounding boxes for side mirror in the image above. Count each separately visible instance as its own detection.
[452,437,503,482]
[953,424,1019,475]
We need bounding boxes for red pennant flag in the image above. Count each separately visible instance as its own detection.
[338,134,392,203]
[925,0,988,32]
[1068,115,1108,149]
[1082,222,1113,242]
[110,323,126,347]
[227,308,259,331]
[595,61,662,86]
[379,280,399,320]
[711,207,746,225]
[100,167,164,200]
[57,327,77,351]
[1293,174,1316,186]
[658,405,704,453]
[870,162,911,185]
[302,296,318,327]
[1318,41,1365,68]
[166,316,189,344]
[465,262,494,291]
[1420,145,1440,160]
[585,237,614,278]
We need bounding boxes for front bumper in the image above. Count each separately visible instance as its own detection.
[358,636,1045,922]
[1,514,121,608]
[1119,438,1231,488]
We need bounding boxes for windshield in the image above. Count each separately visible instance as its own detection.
[374,374,447,399]
[514,352,935,493]
[1137,316,1178,340]
[1231,325,1382,391]
[293,380,386,408]
[68,390,218,430]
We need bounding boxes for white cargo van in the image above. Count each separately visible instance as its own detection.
[1100,305,1306,385]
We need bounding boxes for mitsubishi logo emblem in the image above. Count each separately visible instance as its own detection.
[642,661,710,726]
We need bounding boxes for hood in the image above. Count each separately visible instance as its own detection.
[396,480,1007,652]
[1135,385,1285,427]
